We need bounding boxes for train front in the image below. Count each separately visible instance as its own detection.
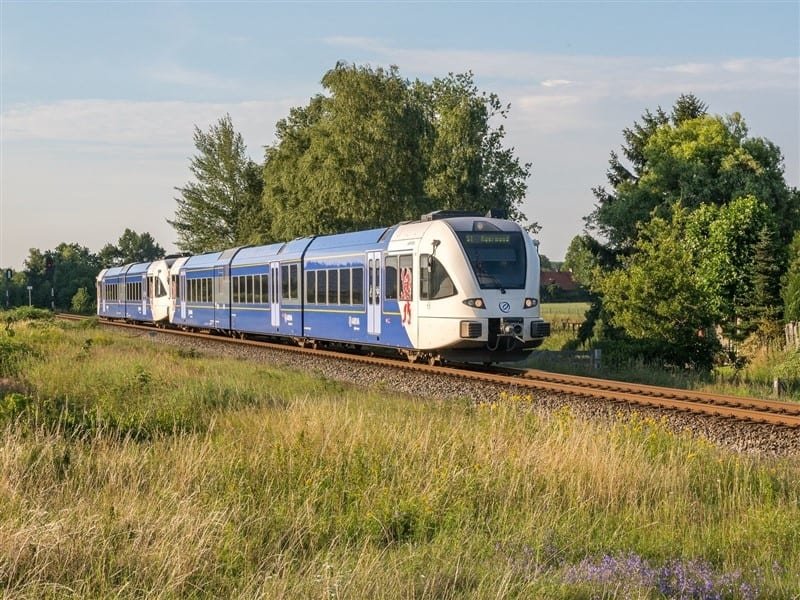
[417,215,550,364]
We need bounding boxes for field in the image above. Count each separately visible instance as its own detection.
[1,313,799,598]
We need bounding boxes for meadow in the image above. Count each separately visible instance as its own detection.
[0,311,798,598]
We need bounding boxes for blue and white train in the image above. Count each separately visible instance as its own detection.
[96,211,550,364]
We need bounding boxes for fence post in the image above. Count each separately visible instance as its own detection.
[592,348,602,369]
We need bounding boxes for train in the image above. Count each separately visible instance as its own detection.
[96,211,550,364]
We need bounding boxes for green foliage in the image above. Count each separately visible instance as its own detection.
[70,287,94,314]
[97,229,165,267]
[265,64,429,239]
[264,63,532,240]
[589,100,798,251]
[562,235,597,287]
[0,336,38,377]
[20,243,99,310]
[170,114,268,253]
[686,196,778,339]
[595,207,718,368]
[783,231,800,322]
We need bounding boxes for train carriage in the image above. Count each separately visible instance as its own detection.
[96,262,152,322]
[97,265,130,319]
[302,227,403,349]
[170,250,239,330]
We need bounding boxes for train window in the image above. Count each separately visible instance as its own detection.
[290,264,300,300]
[385,256,398,300]
[280,263,300,301]
[351,267,364,305]
[281,266,289,300]
[260,274,268,303]
[340,268,351,304]
[420,255,457,300]
[247,275,255,303]
[253,275,260,303]
[306,270,316,303]
[328,269,339,305]
[233,277,240,303]
[318,270,328,304]
[399,255,413,301]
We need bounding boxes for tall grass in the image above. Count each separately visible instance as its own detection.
[0,319,798,598]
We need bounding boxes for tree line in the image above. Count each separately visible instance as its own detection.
[4,230,164,313]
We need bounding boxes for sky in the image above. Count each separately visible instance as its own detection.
[1,1,798,270]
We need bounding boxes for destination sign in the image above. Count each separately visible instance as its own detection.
[463,233,512,245]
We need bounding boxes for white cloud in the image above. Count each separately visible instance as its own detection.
[541,79,573,88]
[144,63,241,90]
[2,99,298,156]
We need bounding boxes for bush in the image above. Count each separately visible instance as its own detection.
[70,287,94,314]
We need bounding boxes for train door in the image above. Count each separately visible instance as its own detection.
[214,265,230,329]
[367,251,381,336]
[180,271,187,321]
[270,261,280,329]
[141,274,147,317]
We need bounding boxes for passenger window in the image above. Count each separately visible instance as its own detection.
[399,255,413,301]
[385,256,398,300]
[340,268,351,304]
[328,269,339,304]
[352,268,364,304]
[306,270,316,303]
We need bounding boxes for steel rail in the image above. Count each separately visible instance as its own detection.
[59,314,800,428]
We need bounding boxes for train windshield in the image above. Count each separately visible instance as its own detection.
[456,231,527,290]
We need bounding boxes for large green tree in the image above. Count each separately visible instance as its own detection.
[170,114,267,253]
[265,64,429,240]
[414,72,532,226]
[595,206,718,367]
[97,229,165,267]
[579,95,798,364]
[588,96,798,251]
[264,63,532,240]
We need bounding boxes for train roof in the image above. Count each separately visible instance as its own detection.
[305,227,392,256]
[182,247,243,269]
[231,242,286,265]
[126,262,151,275]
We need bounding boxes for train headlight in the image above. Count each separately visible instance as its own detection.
[524,297,538,308]
[463,298,486,309]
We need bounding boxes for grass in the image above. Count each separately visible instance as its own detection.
[0,315,799,597]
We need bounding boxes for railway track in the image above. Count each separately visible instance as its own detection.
[61,314,800,429]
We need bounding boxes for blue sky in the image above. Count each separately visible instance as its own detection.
[2,1,798,268]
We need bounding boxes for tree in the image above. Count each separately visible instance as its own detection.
[170,114,268,253]
[117,229,165,264]
[415,72,533,228]
[563,235,598,287]
[686,196,775,339]
[265,64,429,240]
[587,96,797,251]
[594,207,718,368]
[782,231,800,322]
[71,287,93,314]
[98,229,165,267]
[588,94,708,248]
[263,63,533,240]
